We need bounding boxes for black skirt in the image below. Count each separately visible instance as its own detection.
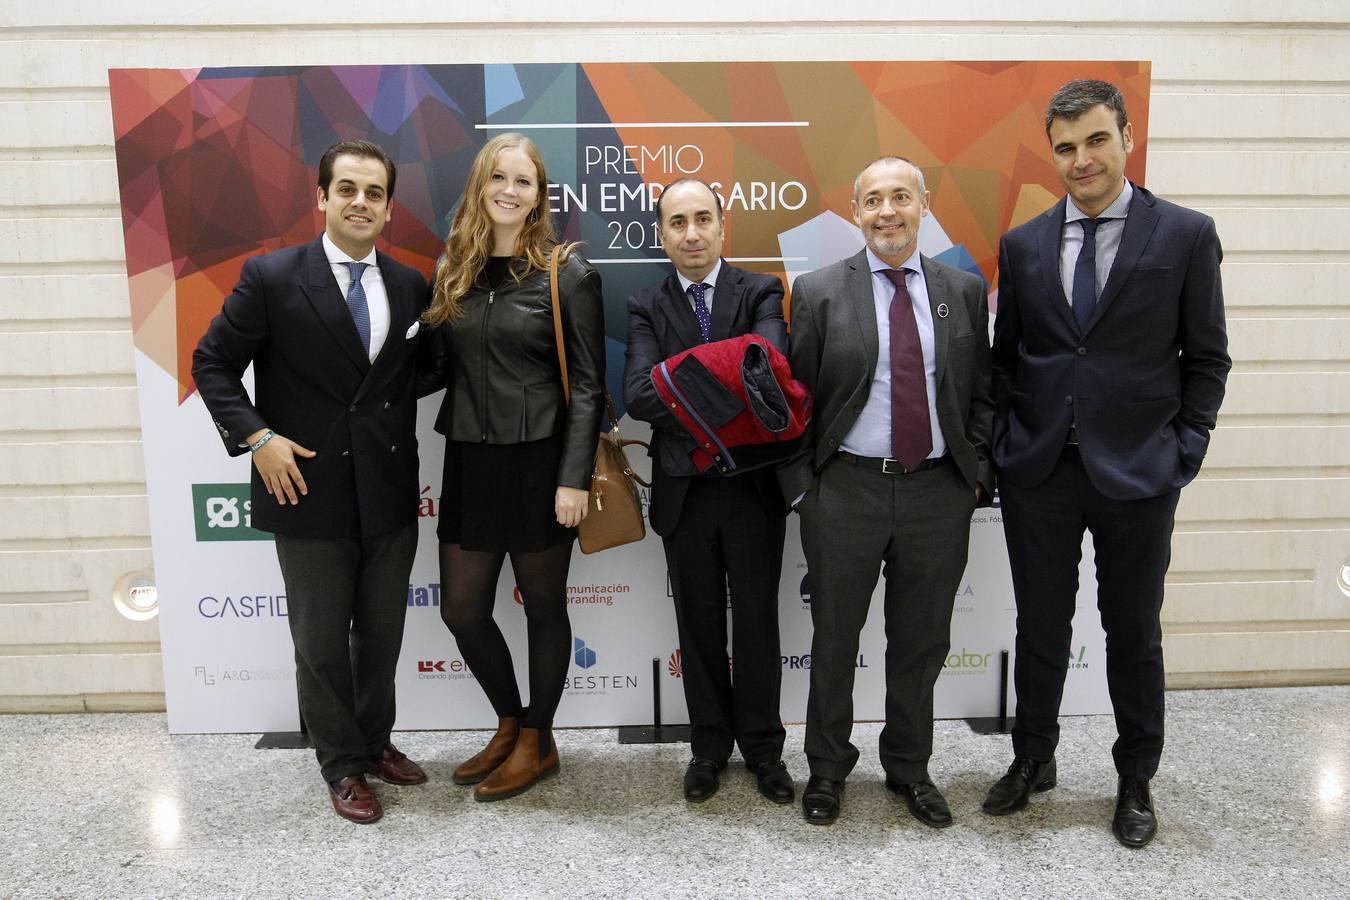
[437,434,576,552]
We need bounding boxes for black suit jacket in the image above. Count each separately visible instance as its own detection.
[192,236,428,538]
[991,184,1230,500]
[623,261,788,536]
[779,250,994,506]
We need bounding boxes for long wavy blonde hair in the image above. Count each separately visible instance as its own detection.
[425,133,576,326]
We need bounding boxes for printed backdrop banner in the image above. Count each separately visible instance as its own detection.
[110,61,1151,733]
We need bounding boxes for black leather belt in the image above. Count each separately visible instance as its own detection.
[839,451,951,474]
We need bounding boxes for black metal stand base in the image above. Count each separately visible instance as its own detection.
[964,649,1014,735]
[617,657,692,746]
[255,731,312,750]
[965,716,1016,736]
[617,724,692,744]
[256,703,310,750]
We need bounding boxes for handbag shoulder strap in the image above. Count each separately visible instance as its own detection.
[549,245,571,407]
[550,245,619,429]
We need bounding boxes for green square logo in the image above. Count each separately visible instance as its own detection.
[191,483,272,542]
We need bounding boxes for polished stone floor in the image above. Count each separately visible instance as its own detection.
[2,686,1347,899]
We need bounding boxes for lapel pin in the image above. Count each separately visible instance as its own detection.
[937,303,949,319]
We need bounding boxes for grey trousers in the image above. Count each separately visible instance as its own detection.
[274,523,417,783]
[799,456,976,784]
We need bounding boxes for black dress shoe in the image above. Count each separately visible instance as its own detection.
[801,775,843,825]
[887,778,952,829]
[982,756,1057,815]
[752,760,795,804]
[683,758,725,803]
[1113,775,1157,848]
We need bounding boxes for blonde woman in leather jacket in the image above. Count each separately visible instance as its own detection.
[419,133,604,800]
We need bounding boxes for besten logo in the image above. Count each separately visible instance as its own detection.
[416,658,473,680]
[564,637,639,694]
[192,483,271,542]
[193,665,289,685]
[197,594,288,619]
[942,648,993,675]
[574,637,598,669]
[1067,645,1090,670]
[667,649,683,678]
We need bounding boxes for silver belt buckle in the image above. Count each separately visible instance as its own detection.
[881,457,902,474]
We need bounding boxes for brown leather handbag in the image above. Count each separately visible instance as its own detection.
[549,247,650,553]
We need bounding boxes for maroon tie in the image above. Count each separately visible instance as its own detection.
[882,268,933,469]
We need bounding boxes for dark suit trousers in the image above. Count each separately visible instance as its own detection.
[274,523,417,783]
[663,476,787,767]
[1000,446,1180,779]
[800,456,977,784]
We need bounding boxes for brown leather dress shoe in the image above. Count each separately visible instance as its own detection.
[473,727,559,802]
[377,743,428,785]
[329,775,382,824]
[453,717,520,785]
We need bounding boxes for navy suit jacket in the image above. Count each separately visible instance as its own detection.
[991,184,1230,500]
[622,261,788,536]
[192,236,428,538]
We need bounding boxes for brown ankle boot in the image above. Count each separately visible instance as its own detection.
[473,727,560,801]
[452,717,520,785]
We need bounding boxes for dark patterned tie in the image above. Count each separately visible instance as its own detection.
[688,282,712,343]
[344,261,371,353]
[1072,219,1100,331]
[882,268,932,469]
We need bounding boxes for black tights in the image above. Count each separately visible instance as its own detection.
[438,540,573,731]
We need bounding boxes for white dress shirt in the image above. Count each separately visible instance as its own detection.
[1059,179,1133,306]
[676,259,723,314]
[839,247,947,460]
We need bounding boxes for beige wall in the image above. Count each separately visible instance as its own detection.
[2,2,1347,711]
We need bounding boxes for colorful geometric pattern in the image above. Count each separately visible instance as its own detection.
[110,62,1150,407]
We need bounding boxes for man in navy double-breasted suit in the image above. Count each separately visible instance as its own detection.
[193,141,429,823]
[984,80,1230,848]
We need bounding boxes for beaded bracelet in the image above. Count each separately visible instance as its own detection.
[248,429,276,453]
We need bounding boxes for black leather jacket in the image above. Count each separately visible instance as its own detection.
[418,253,605,489]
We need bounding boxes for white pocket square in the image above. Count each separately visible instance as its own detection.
[405,320,420,339]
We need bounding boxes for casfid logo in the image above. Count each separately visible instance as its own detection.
[667,649,683,678]
[192,483,271,542]
[198,594,287,619]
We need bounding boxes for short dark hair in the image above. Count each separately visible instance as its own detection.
[1044,80,1128,139]
[655,177,723,226]
[317,140,397,200]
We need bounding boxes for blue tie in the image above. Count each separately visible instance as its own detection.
[688,282,712,343]
[344,261,371,353]
[1072,219,1100,331]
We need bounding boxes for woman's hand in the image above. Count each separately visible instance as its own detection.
[555,485,590,528]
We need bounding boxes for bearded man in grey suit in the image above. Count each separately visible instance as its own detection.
[780,156,994,827]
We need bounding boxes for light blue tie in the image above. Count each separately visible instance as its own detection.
[688,282,711,343]
[344,262,371,353]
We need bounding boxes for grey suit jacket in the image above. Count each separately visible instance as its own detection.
[778,249,994,506]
